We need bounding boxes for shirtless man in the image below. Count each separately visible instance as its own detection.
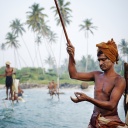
[48,80,58,97]
[51,80,58,95]
[0,61,13,100]
[48,81,53,96]
[67,39,127,127]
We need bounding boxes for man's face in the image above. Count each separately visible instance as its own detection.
[98,54,113,71]
[6,64,10,68]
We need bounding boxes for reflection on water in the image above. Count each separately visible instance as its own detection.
[0,86,125,128]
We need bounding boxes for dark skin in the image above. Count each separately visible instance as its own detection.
[48,81,58,96]
[0,64,13,100]
[67,40,126,116]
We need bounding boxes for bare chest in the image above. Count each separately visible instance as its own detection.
[6,68,13,74]
[94,77,116,96]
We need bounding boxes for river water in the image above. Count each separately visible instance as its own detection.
[0,86,125,128]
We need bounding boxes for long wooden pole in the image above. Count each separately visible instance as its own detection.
[54,0,75,64]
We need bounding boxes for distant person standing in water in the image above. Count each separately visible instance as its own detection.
[48,80,58,96]
[18,85,24,97]
[67,39,127,127]
[0,61,14,100]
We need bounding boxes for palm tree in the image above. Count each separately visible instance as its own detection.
[5,32,20,48]
[5,32,20,67]
[118,39,128,62]
[48,31,58,44]
[47,30,58,73]
[10,19,25,36]
[35,36,45,74]
[26,3,47,32]
[79,19,97,71]
[26,3,49,68]
[0,43,6,66]
[10,18,34,66]
[51,0,72,26]
[45,55,55,69]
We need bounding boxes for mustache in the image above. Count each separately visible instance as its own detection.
[100,64,105,68]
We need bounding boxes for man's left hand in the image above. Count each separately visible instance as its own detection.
[70,92,88,103]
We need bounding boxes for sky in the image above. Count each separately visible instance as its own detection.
[0,0,128,69]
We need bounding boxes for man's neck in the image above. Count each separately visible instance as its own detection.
[103,67,117,77]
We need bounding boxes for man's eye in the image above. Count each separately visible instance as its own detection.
[102,59,106,61]
[98,58,108,61]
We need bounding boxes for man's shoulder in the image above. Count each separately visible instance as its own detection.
[115,74,125,80]
[115,75,126,86]
[93,71,103,75]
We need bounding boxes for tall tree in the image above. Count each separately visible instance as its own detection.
[45,55,55,69]
[5,32,20,67]
[118,39,128,62]
[51,0,72,26]
[26,3,49,68]
[5,32,20,48]
[35,36,45,74]
[10,19,25,36]
[47,30,58,74]
[10,18,34,66]
[48,31,58,44]
[0,43,6,66]
[79,19,97,71]
[26,3,47,32]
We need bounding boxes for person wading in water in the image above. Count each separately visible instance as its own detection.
[67,39,127,128]
[0,61,14,100]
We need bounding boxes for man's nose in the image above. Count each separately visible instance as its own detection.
[99,60,104,65]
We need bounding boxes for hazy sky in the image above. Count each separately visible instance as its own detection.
[0,0,128,69]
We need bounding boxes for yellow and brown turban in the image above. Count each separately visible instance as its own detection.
[96,39,119,64]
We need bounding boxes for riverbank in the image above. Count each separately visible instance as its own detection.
[0,83,89,90]
[19,83,81,89]
[0,83,80,89]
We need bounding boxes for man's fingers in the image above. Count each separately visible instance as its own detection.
[70,96,78,103]
[75,92,82,96]
[74,92,79,97]
[67,47,74,56]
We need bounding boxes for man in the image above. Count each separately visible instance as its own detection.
[67,39,127,128]
[51,80,58,95]
[0,61,13,100]
[18,85,24,97]
[48,81,53,96]
[48,80,58,97]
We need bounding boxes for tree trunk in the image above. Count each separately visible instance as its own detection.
[85,31,88,72]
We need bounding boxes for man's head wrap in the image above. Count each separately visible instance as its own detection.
[96,39,119,64]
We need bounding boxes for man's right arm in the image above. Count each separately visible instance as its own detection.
[67,40,96,81]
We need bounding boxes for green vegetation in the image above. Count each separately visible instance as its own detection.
[0,66,94,85]
[0,54,125,86]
